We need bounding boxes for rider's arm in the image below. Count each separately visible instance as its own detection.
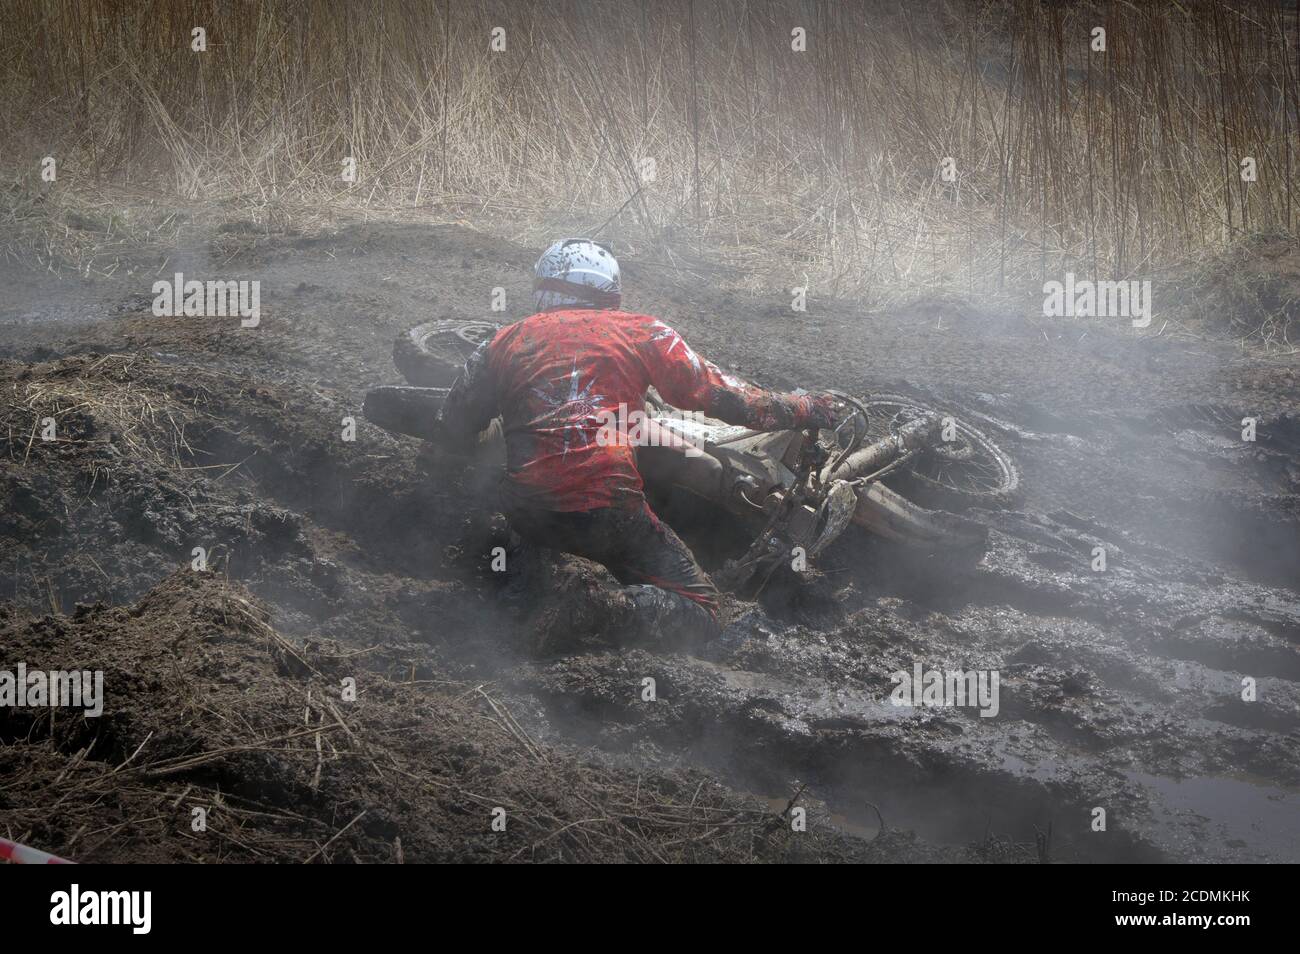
[438,340,498,452]
[638,319,835,431]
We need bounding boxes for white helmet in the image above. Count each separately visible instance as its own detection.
[533,238,621,311]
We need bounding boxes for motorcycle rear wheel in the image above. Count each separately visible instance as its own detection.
[394,319,502,387]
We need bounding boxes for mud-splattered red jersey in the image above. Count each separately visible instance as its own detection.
[440,309,834,511]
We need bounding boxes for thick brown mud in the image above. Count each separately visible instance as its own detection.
[2,221,1298,862]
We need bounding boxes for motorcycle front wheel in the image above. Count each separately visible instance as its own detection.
[855,393,1021,510]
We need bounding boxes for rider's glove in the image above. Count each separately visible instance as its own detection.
[802,392,844,430]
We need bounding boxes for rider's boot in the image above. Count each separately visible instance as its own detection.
[532,575,719,655]
[622,584,721,648]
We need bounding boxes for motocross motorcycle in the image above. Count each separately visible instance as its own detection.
[365,320,1020,593]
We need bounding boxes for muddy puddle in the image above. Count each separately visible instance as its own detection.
[1128,772,1300,863]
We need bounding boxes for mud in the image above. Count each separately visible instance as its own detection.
[2,571,917,863]
[2,220,1298,862]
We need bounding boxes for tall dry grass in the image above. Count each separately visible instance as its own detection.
[1,0,1297,305]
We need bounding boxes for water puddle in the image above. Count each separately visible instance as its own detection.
[1128,771,1300,862]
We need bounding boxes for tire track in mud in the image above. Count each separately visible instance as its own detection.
[505,505,1300,861]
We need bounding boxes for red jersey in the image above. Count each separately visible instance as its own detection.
[439,309,833,511]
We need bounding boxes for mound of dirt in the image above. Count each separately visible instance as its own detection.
[0,353,342,607]
[0,569,939,863]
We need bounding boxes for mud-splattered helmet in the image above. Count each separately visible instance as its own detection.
[533,238,621,311]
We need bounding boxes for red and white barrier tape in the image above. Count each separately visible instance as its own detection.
[0,836,74,864]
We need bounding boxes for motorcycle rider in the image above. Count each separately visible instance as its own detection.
[437,238,840,649]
